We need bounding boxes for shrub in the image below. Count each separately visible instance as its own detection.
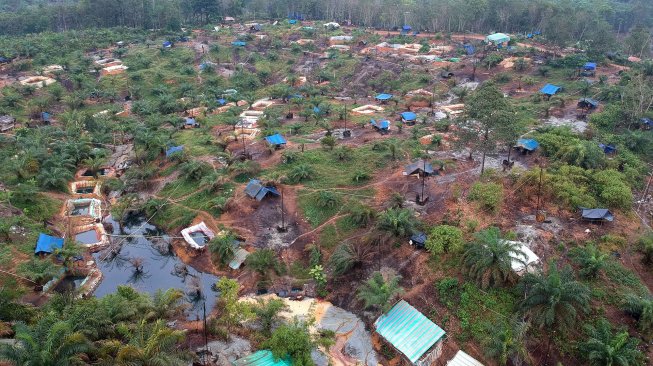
[425,225,464,254]
[468,182,503,213]
[592,170,633,210]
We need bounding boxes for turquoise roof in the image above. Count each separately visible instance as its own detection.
[374,300,445,364]
[233,350,291,366]
[486,33,510,43]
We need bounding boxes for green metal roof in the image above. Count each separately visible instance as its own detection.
[486,33,510,43]
[374,300,445,364]
[233,350,291,366]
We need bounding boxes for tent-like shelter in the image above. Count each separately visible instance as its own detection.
[486,33,510,45]
[245,179,280,201]
[404,160,435,176]
[401,112,417,123]
[516,138,539,152]
[165,145,184,157]
[580,208,614,222]
[265,133,287,148]
[375,93,393,102]
[540,84,561,96]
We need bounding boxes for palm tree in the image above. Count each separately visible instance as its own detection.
[149,289,187,320]
[570,244,608,279]
[580,318,643,366]
[316,191,338,208]
[0,317,91,365]
[483,319,531,366]
[462,227,526,289]
[518,262,590,331]
[38,166,73,191]
[357,271,403,313]
[622,294,653,335]
[287,164,314,183]
[17,258,60,286]
[208,235,236,266]
[96,319,188,366]
[329,242,374,276]
[376,209,415,237]
[347,204,377,227]
[246,249,281,279]
[252,298,287,336]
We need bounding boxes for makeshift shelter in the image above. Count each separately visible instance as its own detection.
[401,112,417,124]
[265,133,287,148]
[486,33,510,45]
[504,240,540,275]
[229,248,250,270]
[580,208,614,222]
[582,62,597,76]
[288,19,298,25]
[463,44,475,55]
[224,16,235,22]
[409,232,427,249]
[35,233,64,255]
[578,98,599,109]
[184,117,199,128]
[162,41,173,48]
[0,56,9,64]
[181,222,215,249]
[447,350,484,366]
[323,22,340,29]
[0,115,15,132]
[375,93,393,103]
[599,143,616,154]
[641,117,653,129]
[375,300,446,366]
[404,160,435,176]
[165,145,184,157]
[515,138,539,152]
[41,112,51,123]
[440,70,454,79]
[245,179,280,201]
[217,98,227,106]
[370,119,390,133]
[540,84,561,96]
[232,41,247,47]
[233,350,291,366]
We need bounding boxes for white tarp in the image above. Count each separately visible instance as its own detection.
[181,222,215,249]
[504,240,540,274]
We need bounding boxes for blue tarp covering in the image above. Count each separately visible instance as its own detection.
[288,19,298,24]
[599,143,616,154]
[35,233,64,254]
[580,208,614,222]
[245,179,280,201]
[516,138,539,151]
[401,112,417,121]
[165,145,184,157]
[217,98,227,105]
[375,93,393,101]
[185,117,196,126]
[313,106,321,114]
[265,133,287,146]
[232,41,247,47]
[641,117,653,126]
[540,84,561,95]
[410,232,427,247]
[375,300,446,364]
[463,44,475,55]
[370,119,390,130]
[41,112,50,121]
[584,62,597,71]
[534,31,542,35]
[527,33,533,39]
[162,41,173,48]
[402,25,412,31]
[0,57,8,63]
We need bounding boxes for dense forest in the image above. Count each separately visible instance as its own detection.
[0,0,652,40]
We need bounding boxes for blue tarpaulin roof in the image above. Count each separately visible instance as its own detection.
[584,62,597,70]
[375,93,393,101]
[41,112,50,121]
[410,232,427,246]
[402,25,412,31]
[288,19,298,24]
[165,145,184,157]
[217,98,227,105]
[527,33,533,38]
[463,44,475,55]
[401,112,417,121]
[162,41,173,48]
[0,57,8,63]
[580,208,614,222]
[245,179,280,201]
[375,300,446,364]
[641,117,653,126]
[379,120,390,129]
[185,117,196,126]
[265,133,287,145]
[232,41,247,47]
[313,106,321,114]
[599,143,616,154]
[540,84,561,95]
[233,350,291,366]
[516,138,539,151]
[35,233,64,254]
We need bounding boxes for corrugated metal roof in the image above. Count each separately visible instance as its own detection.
[447,350,484,366]
[229,248,250,270]
[232,350,291,366]
[374,300,445,364]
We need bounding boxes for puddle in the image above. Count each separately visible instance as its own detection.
[71,204,90,215]
[189,231,210,246]
[75,230,99,244]
[54,276,86,293]
[76,187,94,194]
[94,215,219,319]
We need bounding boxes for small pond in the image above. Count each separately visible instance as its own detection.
[189,231,210,246]
[71,203,90,215]
[75,230,99,244]
[76,187,95,194]
[94,214,219,319]
[54,275,86,293]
